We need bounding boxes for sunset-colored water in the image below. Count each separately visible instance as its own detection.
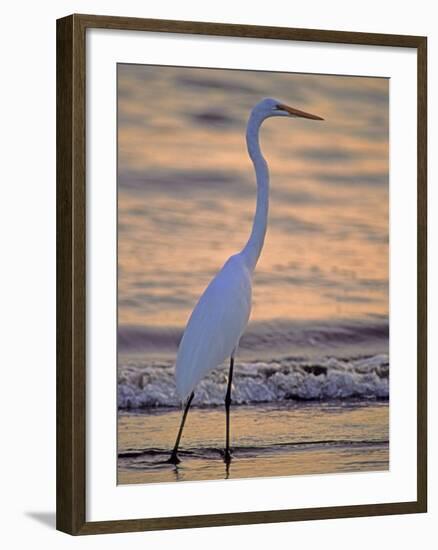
[118,64,388,328]
[118,402,389,484]
[117,64,389,485]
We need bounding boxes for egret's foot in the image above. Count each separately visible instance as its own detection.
[167,452,181,465]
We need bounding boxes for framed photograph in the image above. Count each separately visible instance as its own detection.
[56,14,427,535]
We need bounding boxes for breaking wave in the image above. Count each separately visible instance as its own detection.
[118,354,389,409]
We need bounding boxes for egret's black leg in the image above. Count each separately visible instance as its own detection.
[168,392,194,465]
[224,357,234,464]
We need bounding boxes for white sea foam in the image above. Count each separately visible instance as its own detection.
[118,354,389,409]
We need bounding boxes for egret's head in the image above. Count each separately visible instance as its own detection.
[254,97,324,121]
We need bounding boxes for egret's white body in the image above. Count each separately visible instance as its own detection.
[170,98,323,462]
[176,253,252,399]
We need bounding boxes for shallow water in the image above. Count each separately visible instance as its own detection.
[118,401,389,484]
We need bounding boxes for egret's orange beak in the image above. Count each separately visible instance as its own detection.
[277,103,324,121]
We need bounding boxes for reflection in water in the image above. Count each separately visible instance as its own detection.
[117,402,389,484]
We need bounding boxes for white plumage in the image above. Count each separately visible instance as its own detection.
[175,253,252,399]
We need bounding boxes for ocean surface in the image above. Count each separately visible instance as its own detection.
[117,64,389,484]
[118,320,389,409]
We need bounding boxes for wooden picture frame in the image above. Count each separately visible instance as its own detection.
[56,13,427,535]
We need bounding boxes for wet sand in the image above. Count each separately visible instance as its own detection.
[118,401,389,484]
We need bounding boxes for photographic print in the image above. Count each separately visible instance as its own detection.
[117,63,389,485]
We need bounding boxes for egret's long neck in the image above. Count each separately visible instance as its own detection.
[241,113,269,272]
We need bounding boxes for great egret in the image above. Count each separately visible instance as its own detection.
[169,98,323,465]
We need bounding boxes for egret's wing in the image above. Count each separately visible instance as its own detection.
[175,254,252,399]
